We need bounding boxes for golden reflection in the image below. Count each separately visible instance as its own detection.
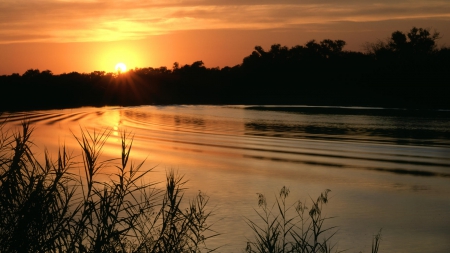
[2,106,450,253]
[102,109,122,140]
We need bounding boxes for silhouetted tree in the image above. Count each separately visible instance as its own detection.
[0,26,449,111]
[407,27,440,54]
[368,26,440,57]
[40,70,53,76]
[22,69,40,79]
[320,39,346,57]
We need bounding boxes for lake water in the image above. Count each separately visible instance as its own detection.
[2,105,450,252]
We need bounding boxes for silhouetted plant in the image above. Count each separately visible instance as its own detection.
[365,26,440,57]
[0,122,75,252]
[1,26,449,111]
[371,230,382,253]
[0,120,398,253]
[0,122,218,253]
[245,187,338,253]
[245,187,382,253]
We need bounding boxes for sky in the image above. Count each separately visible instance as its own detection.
[1,0,450,75]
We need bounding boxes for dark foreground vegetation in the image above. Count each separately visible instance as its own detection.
[0,122,218,252]
[0,122,382,253]
[1,26,449,111]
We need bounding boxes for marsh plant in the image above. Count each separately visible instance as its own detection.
[0,120,381,253]
[245,187,382,253]
[0,122,218,253]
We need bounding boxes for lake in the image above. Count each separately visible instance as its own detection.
[2,105,450,252]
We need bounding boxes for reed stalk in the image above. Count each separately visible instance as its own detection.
[0,122,218,253]
[0,121,380,253]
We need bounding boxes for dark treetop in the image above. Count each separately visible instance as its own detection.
[1,27,449,112]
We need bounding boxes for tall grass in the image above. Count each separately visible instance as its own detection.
[0,121,381,253]
[245,187,382,253]
[0,122,218,252]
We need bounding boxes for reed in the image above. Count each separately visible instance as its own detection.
[0,122,218,253]
[245,187,381,253]
[0,121,380,253]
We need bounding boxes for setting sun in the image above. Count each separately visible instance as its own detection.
[115,62,127,73]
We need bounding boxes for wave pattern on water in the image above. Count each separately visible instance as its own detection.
[2,106,450,179]
[2,105,450,253]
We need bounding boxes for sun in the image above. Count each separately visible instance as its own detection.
[115,62,127,73]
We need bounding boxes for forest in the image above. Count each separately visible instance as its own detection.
[1,27,449,111]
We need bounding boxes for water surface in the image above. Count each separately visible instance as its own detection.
[2,105,450,252]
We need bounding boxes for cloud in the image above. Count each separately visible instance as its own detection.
[1,0,449,44]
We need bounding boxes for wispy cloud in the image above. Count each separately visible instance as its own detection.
[1,0,449,44]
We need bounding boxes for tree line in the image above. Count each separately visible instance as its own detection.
[1,26,449,111]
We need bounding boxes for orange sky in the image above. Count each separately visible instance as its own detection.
[1,0,450,75]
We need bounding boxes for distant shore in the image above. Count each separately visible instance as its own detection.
[1,27,449,112]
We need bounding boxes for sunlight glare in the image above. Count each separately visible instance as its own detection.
[115,62,127,73]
